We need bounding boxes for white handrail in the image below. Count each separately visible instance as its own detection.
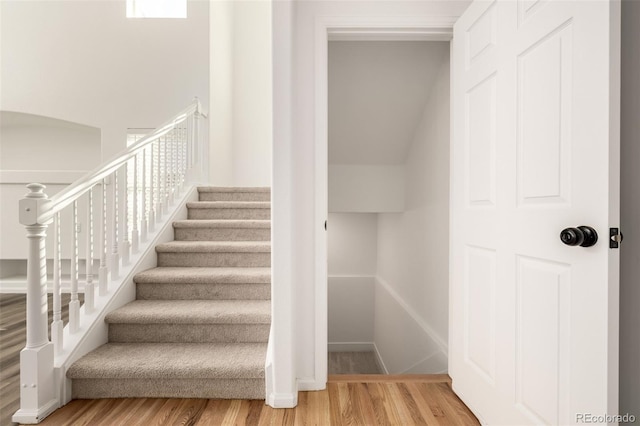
[39,100,202,223]
[13,99,207,425]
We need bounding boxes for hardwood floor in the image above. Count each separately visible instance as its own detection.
[2,294,479,425]
[328,351,382,374]
[0,293,83,426]
[36,375,479,425]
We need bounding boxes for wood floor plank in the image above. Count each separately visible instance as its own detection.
[245,399,266,426]
[195,399,231,425]
[349,383,376,426]
[406,381,441,424]
[308,385,330,426]
[0,293,84,426]
[293,387,308,425]
[365,382,393,426]
[34,375,479,426]
[128,398,171,426]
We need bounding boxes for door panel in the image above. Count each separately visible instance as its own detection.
[451,0,620,424]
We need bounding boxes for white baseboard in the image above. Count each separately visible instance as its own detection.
[398,350,448,374]
[267,392,298,408]
[328,342,374,352]
[297,378,326,391]
[375,276,448,355]
[373,342,389,374]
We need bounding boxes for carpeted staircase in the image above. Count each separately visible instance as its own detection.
[67,187,271,400]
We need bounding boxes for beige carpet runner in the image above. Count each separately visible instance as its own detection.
[67,187,271,399]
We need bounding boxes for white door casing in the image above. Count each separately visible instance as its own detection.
[450,0,620,424]
[313,18,457,391]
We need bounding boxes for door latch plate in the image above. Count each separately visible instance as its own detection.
[610,228,623,249]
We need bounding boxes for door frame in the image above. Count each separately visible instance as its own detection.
[311,16,457,390]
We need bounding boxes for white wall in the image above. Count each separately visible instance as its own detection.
[375,58,450,361]
[0,0,209,161]
[209,0,234,186]
[328,213,377,275]
[209,0,272,187]
[328,165,404,213]
[620,0,640,416]
[286,1,470,385]
[327,213,377,349]
[0,113,102,262]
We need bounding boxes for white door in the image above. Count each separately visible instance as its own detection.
[450,0,620,424]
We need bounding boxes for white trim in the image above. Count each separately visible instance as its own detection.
[297,378,325,392]
[267,392,299,408]
[373,342,389,375]
[314,18,455,392]
[327,274,375,279]
[376,276,449,354]
[11,398,58,425]
[328,342,374,352]
[398,351,448,375]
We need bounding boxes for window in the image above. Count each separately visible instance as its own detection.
[126,0,187,18]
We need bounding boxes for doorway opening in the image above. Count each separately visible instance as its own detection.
[327,39,451,375]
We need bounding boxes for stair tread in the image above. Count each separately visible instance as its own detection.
[68,342,267,379]
[156,241,271,253]
[106,300,271,324]
[187,201,270,209]
[173,220,270,229]
[134,267,271,284]
[198,187,270,193]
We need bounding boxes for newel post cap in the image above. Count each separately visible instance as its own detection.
[19,183,51,226]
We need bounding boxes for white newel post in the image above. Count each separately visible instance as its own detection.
[13,183,58,424]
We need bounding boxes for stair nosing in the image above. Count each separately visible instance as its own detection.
[105,300,271,324]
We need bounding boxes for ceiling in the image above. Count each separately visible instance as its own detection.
[328,40,449,165]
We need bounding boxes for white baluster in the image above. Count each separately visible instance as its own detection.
[168,131,174,204]
[177,125,184,192]
[149,143,156,231]
[69,200,80,333]
[132,153,139,252]
[141,148,147,242]
[111,170,120,280]
[163,136,169,211]
[99,178,109,295]
[120,164,130,266]
[84,189,95,314]
[188,114,194,175]
[194,111,202,180]
[51,212,63,355]
[156,140,163,221]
